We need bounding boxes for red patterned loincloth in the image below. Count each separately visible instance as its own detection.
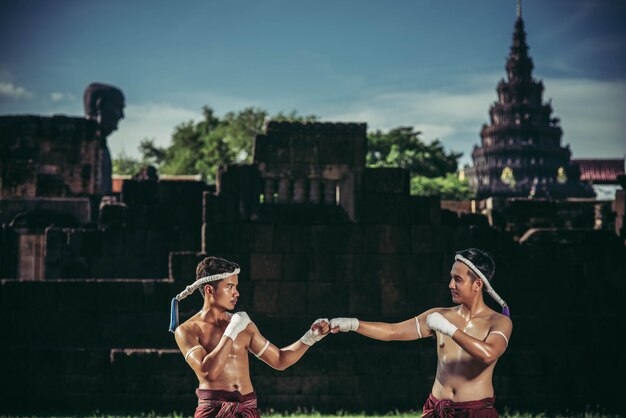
[422,393,498,418]
[194,389,261,418]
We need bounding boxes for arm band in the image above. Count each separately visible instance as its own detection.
[488,331,509,346]
[185,345,204,361]
[253,340,271,359]
[415,317,423,339]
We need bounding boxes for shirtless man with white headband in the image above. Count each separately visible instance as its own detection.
[169,256,329,418]
[327,248,512,417]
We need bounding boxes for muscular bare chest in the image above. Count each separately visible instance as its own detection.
[437,317,490,365]
[196,323,252,358]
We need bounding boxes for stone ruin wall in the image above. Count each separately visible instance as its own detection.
[0,115,102,197]
[1,120,625,414]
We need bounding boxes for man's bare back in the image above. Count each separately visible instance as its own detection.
[428,306,511,402]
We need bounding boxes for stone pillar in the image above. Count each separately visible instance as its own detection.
[323,180,337,205]
[293,179,306,204]
[309,179,321,204]
[278,179,290,204]
[263,179,275,204]
[16,230,45,280]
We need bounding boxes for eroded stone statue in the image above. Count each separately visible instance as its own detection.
[83,83,125,194]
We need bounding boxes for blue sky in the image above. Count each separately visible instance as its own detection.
[1,0,625,167]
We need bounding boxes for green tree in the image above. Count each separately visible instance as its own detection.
[112,151,144,176]
[116,107,472,200]
[411,173,475,200]
[365,127,472,199]
[366,127,461,178]
[138,106,317,182]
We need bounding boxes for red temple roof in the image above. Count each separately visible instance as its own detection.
[573,158,625,184]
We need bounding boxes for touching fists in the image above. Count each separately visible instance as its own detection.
[329,317,359,333]
[300,318,330,346]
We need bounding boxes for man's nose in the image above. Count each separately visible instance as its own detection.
[448,279,454,289]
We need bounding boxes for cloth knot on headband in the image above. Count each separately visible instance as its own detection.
[168,268,241,332]
[454,255,510,317]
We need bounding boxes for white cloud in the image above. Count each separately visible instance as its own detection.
[321,85,495,140]
[50,92,76,102]
[0,82,33,100]
[107,102,202,158]
[318,74,626,165]
[107,76,626,168]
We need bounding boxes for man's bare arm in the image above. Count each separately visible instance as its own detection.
[330,310,438,341]
[248,319,329,371]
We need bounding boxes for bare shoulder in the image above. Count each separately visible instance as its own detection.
[434,306,457,317]
[174,319,199,344]
[489,311,513,332]
[416,306,453,321]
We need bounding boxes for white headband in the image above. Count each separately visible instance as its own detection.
[175,268,241,301]
[169,268,240,332]
[455,255,510,317]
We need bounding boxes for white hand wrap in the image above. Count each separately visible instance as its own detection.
[223,312,251,341]
[329,317,359,332]
[426,312,458,338]
[300,318,329,346]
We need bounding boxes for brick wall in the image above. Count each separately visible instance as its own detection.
[2,227,624,414]
[0,115,100,197]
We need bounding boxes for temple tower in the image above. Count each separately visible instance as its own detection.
[466,2,594,199]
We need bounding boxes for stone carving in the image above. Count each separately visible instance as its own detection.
[83,83,125,194]
[83,82,125,137]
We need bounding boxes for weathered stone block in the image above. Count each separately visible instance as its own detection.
[291,225,314,253]
[278,282,306,314]
[354,254,385,282]
[360,193,410,224]
[252,281,279,313]
[253,224,274,252]
[169,251,205,283]
[308,253,335,281]
[282,254,308,281]
[272,224,292,252]
[306,283,348,317]
[250,253,282,280]
[362,167,410,194]
[348,281,380,316]
[334,254,355,281]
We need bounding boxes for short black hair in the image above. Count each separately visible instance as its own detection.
[195,256,240,295]
[455,248,495,282]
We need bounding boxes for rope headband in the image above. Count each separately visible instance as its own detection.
[168,268,241,332]
[454,255,510,317]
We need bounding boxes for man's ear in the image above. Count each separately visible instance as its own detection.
[473,279,483,292]
[204,284,215,297]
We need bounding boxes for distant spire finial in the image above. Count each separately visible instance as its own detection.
[517,0,522,18]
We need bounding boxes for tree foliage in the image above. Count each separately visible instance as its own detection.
[111,151,145,176]
[112,107,472,200]
[123,106,317,182]
[411,173,475,200]
[366,127,461,178]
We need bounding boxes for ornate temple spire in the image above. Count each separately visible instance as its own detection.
[506,3,533,83]
[465,0,595,199]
